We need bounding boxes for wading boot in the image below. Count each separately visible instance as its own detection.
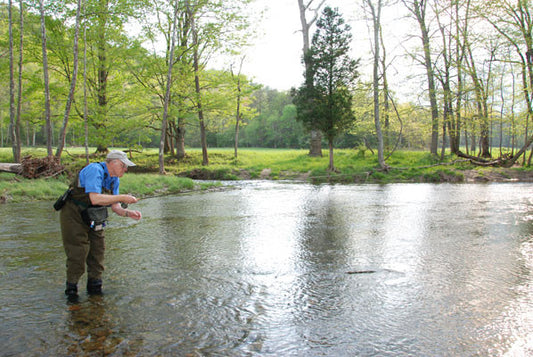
[65,282,78,301]
[87,278,103,295]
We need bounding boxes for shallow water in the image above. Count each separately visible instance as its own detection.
[0,182,532,356]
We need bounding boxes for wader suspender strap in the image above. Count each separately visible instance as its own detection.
[71,163,112,209]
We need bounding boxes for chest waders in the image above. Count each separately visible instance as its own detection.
[60,163,114,296]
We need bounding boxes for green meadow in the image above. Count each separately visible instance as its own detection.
[0,147,530,203]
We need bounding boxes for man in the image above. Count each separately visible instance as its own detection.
[60,150,142,299]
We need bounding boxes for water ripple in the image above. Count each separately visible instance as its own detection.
[0,182,532,356]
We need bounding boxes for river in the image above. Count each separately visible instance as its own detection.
[0,182,532,356]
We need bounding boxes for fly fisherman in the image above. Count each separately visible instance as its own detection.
[58,150,142,300]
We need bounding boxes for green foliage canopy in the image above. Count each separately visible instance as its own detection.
[293,6,359,144]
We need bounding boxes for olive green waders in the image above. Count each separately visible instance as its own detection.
[60,199,105,284]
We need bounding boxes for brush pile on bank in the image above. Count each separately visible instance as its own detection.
[20,156,65,179]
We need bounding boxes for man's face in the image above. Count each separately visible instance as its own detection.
[109,159,128,177]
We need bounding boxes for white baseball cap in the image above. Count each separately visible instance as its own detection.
[106,150,136,166]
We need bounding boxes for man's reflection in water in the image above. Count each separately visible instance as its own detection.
[65,296,123,355]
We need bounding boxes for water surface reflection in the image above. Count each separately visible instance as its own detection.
[0,182,531,356]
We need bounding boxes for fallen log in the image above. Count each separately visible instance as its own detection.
[0,163,22,174]
[457,151,508,167]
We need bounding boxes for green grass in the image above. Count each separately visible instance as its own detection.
[0,173,70,203]
[0,146,222,203]
[0,171,213,203]
[0,146,530,203]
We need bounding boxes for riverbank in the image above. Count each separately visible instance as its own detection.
[0,172,222,204]
[129,148,532,184]
[0,147,531,203]
[180,165,533,184]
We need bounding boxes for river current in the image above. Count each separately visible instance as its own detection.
[0,182,532,356]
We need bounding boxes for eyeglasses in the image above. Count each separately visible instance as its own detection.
[117,161,127,170]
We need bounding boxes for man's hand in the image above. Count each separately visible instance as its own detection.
[125,209,142,221]
[121,194,138,205]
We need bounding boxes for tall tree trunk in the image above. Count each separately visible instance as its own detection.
[96,0,108,148]
[404,0,439,155]
[435,1,459,156]
[167,121,175,156]
[83,1,89,165]
[176,117,186,159]
[464,121,469,155]
[440,111,447,159]
[232,57,245,159]
[15,0,23,162]
[308,131,322,156]
[187,1,208,166]
[511,70,516,156]
[524,49,532,166]
[39,0,53,157]
[159,0,179,174]
[234,102,241,159]
[56,0,82,160]
[466,42,492,158]
[328,138,334,171]
[298,0,325,157]
[174,8,188,160]
[367,0,387,169]
[479,103,490,158]
[499,70,505,156]
[379,21,390,150]
[452,0,467,155]
[8,0,21,163]
[481,0,532,166]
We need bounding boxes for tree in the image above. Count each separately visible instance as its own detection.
[55,0,82,159]
[433,0,454,158]
[475,0,533,167]
[451,0,468,155]
[184,0,254,165]
[230,57,257,158]
[297,0,326,157]
[15,0,23,162]
[129,0,256,164]
[82,0,89,164]
[131,0,192,159]
[293,6,359,171]
[77,0,149,152]
[464,35,494,159]
[232,58,244,158]
[159,0,179,174]
[186,0,208,165]
[365,0,388,170]
[8,0,21,162]
[402,0,440,156]
[237,88,304,148]
[38,0,53,157]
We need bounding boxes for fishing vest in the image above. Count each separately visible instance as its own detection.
[69,163,114,209]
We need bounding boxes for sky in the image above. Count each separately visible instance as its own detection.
[237,0,418,97]
[240,0,306,91]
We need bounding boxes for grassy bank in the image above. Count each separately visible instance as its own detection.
[0,147,222,203]
[0,147,531,203]
[130,147,531,184]
[0,172,218,204]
